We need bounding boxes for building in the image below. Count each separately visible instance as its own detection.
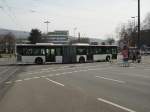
[42,30,69,44]
[16,38,30,44]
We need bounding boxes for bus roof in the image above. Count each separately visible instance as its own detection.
[16,43,68,46]
[71,43,117,47]
[72,43,90,46]
[16,43,117,47]
[91,45,117,47]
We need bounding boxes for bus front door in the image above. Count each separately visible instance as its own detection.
[45,48,55,62]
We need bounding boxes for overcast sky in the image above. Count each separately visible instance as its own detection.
[0,0,150,39]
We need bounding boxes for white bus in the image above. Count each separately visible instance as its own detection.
[73,43,117,63]
[16,43,117,64]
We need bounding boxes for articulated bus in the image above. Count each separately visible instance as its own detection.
[16,43,117,64]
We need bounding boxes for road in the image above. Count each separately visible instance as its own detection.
[0,58,150,112]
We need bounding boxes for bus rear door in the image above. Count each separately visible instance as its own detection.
[45,48,55,62]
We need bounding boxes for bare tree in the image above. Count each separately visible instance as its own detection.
[0,35,4,53]
[116,12,150,47]
[3,33,16,53]
[142,12,150,30]
[116,22,136,47]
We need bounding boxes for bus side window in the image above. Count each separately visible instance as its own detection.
[101,47,106,54]
[106,48,111,54]
[46,49,50,55]
[77,47,87,55]
[33,48,39,55]
[23,48,32,55]
[41,49,45,55]
[112,48,117,54]
[97,47,102,54]
[51,49,55,55]
[27,49,33,55]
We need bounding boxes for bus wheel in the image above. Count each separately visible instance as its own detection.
[35,57,43,64]
[106,56,110,62]
[79,57,85,63]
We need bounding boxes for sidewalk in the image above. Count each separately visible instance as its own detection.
[141,56,150,64]
[0,57,16,66]
[115,54,150,66]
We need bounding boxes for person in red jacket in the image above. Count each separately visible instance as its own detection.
[122,46,129,67]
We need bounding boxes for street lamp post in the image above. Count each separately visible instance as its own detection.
[44,21,50,34]
[137,0,140,49]
[131,16,138,47]
[131,17,136,30]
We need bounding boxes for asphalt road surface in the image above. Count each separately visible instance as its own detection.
[0,59,150,112]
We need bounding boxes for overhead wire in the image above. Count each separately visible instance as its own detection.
[0,0,41,30]
[0,0,24,30]
[0,4,18,27]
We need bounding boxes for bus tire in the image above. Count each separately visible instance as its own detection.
[35,57,43,64]
[79,57,85,63]
[106,56,110,62]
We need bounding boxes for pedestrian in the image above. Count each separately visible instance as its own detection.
[132,50,136,63]
[136,50,141,63]
[121,46,129,67]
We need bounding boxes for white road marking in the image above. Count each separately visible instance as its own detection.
[21,64,109,75]
[78,69,88,72]
[23,67,71,75]
[4,66,114,85]
[24,78,33,81]
[5,81,12,84]
[59,72,68,75]
[57,72,70,75]
[46,78,64,87]
[41,68,54,71]
[97,98,136,112]
[32,77,40,79]
[42,66,70,71]
[45,67,112,78]
[88,67,112,71]
[96,76,125,83]
[15,80,23,82]
[55,73,61,76]
[129,67,136,69]
[40,76,47,78]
